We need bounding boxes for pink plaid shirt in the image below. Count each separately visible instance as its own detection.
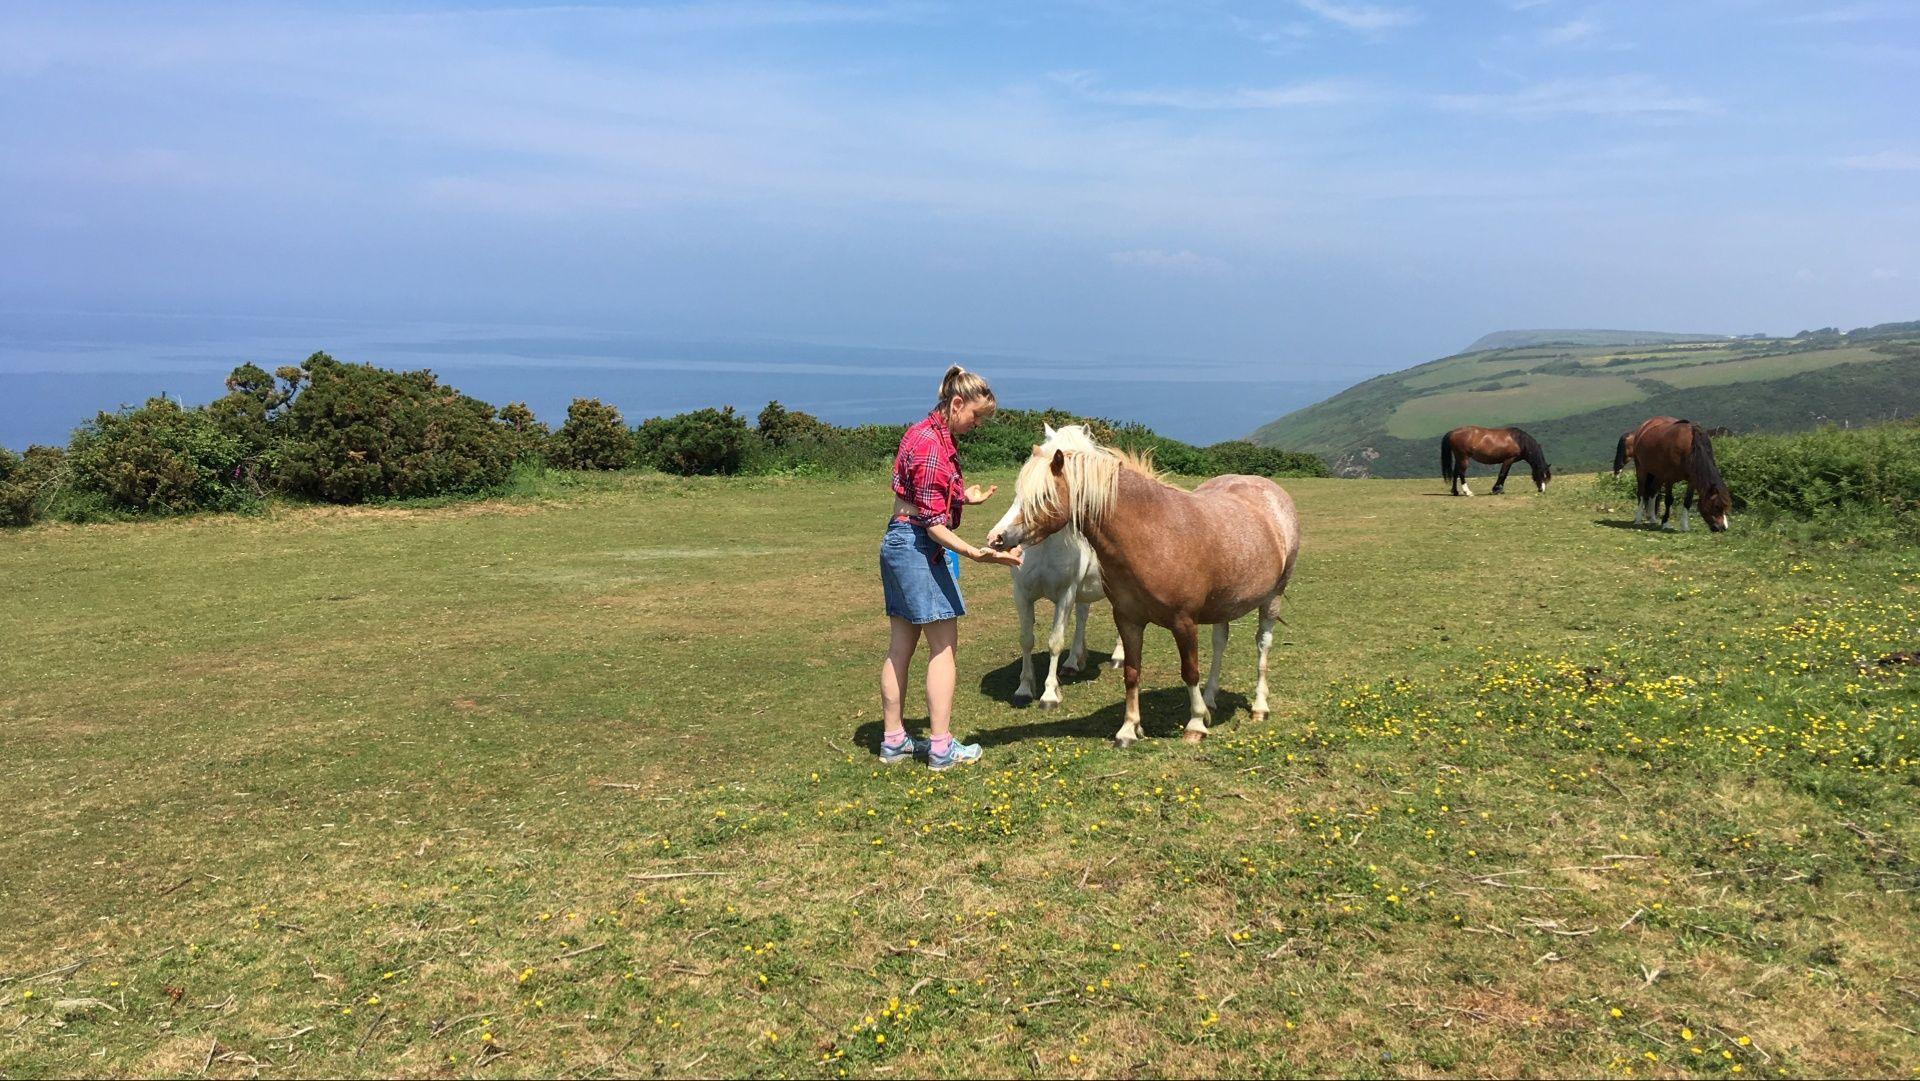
[892,411,964,529]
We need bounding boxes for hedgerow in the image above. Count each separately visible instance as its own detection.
[5,359,1330,526]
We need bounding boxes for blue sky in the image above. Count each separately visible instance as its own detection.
[2,0,1916,375]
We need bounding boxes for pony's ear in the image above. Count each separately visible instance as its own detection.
[1043,422,1057,439]
[1050,449,1065,475]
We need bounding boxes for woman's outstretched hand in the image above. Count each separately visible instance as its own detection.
[963,483,998,505]
[972,545,1022,567]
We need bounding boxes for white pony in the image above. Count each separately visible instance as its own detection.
[987,424,1123,709]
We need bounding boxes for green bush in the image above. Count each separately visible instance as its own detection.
[67,398,252,515]
[1201,440,1332,478]
[1716,423,1920,542]
[635,406,750,476]
[204,362,302,490]
[548,398,627,470]
[273,352,514,503]
[0,445,66,526]
[498,402,551,464]
[756,400,831,447]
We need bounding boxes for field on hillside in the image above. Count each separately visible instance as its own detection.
[1250,333,1920,478]
[4,472,1919,1078]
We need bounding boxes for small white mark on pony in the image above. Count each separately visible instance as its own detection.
[1461,483,1473,497]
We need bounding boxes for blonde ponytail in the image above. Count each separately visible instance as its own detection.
[936,364,995,416]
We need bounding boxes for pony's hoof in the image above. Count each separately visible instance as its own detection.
[1180,729,1206,744]
[1012,691,1033,705]
[1112,736,1135,749]
[1037,698,1060,711]
[1250,710,1268,724]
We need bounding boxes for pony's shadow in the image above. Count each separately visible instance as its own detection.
[976,651,1118,703]
[972,687,1253,747]
[1594,518,1658,531]
[848,686,1255,752]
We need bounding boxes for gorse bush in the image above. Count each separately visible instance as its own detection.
[635,406,750,476]
[273,353,515,503]
[0,445,65,526]
[548,398,628,470]
[498,402,551,464]
[756,401,831,448]
[67,397,253,515]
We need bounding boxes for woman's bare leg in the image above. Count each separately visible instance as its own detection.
[881,616,920,738]
[922,618,959,740]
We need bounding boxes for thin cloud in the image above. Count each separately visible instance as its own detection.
[1839,149,1920,170]
[1774,3,1913,25]
[1541,18,1599,45]
[1107,249,1232,274]
[1052,71,1360,109]
[1296,0,1420,32]
[1435,75,1715,118]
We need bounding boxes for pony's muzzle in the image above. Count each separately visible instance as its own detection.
[988,523,1022,550]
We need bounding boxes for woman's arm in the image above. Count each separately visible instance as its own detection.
[927,523,1022,567]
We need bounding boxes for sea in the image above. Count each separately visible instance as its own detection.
[0,312,1355,451]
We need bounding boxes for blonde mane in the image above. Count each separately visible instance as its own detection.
[1015,429,1166,530]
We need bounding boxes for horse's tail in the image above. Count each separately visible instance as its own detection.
[1612,433,1630,476]
[1440,433,1455,481]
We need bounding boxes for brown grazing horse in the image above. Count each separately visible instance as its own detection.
[1627,416,1731,532]
[988,444,1300,747]
[1440,425,1551,496]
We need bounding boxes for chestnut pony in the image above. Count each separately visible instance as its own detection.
[1440,425,1551,496]
[988,443,1300,747]
[1627,416,1731,532]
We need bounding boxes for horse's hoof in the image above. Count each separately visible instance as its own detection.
[1180,729,1206,744]
[1250,710,1268,723]
[1012,691,1033,705]
[1112,736,1135,749]
[1037,698,1060,711]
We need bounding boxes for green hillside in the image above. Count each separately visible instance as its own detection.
[1462,328,1727,352]
[1251,323,1920,478]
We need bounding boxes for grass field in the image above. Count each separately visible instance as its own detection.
[1638,347,1887,389]
[3,471,1918,1078]
[1384,374,1647,439]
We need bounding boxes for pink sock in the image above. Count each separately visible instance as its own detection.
[882,729,910,747]
[929,735,952,756]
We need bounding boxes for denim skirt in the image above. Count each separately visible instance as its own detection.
[879,519,964,624]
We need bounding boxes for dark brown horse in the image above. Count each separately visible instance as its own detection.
[1440,425,1551,496]
[988,443,1300,748]
[1627,416,1731,532]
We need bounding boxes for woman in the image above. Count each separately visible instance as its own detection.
[879,365,1023,770]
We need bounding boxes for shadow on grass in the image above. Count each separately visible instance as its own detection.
[1594,518,1665,531]
[976,651,1119,704]
[972,687,1254,746]
[851,654,1252,753]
